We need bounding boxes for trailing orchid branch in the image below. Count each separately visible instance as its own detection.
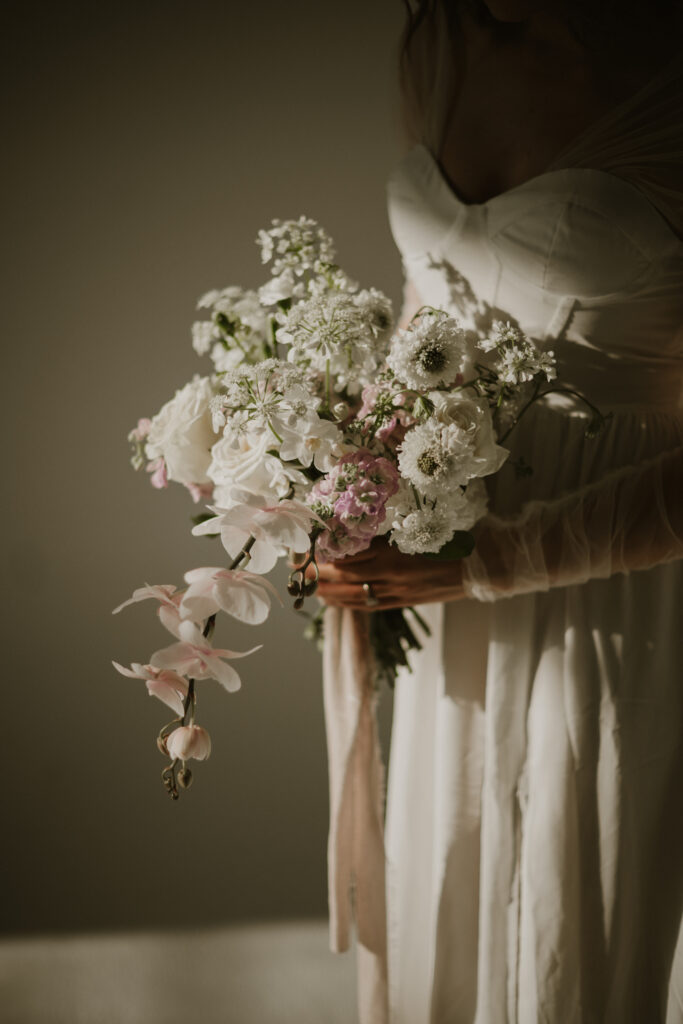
[159,537,258,799]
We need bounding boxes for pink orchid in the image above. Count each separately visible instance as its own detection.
[150,620,260,693]
[112,661,189,716]
[112,584,193,638]
[181,567,281,625]
[192,494,321,574]
[167,724,211,761]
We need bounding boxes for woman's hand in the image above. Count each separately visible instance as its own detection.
[314,537,467,610]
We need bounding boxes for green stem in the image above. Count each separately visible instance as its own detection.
[497,381,541,445]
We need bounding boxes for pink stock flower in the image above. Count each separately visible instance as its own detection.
[357,386,413,450]
[146,457,168,490]
[167,725,212,762]
[181,567,280,624]
[150,620,260,693]
[309,449,399,560]
[129,418,152,442]
[112,584,191,639]
[192,493,322,574]
[112,661,189,716]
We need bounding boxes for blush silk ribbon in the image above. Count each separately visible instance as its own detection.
[323,606,389,1024]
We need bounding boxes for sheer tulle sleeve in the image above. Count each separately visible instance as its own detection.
[462,445,683,601]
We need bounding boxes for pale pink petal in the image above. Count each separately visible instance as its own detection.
[147,457,168,490]
[222,504,260,530]
[146,676,187,716]
[167,725,212,761]
[214,579,271,624]
[150,641,200,676]
[242,537,278,574]
[158,602,186,638]
[206,657,242,693]
[209,644,262,661]
[112,660,143,679]
[252,510,311,551]
[177,620,205,646]
[184,567,225,585]
[218,524,254,562]
[112,584,177,615]
[191,508,225,536]
[180,590,220,621]
[229,571,281,601]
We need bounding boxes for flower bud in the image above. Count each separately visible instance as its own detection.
[178,767,193,789]
[166,725,212,762]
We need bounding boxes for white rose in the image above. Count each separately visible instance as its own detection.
[145,376,217,485]
[428,392,509,480]
[208,431,307,507]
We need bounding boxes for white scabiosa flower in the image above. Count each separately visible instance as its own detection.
[391,506,456,555]
[387,311,467,389]
[353,288,394,342]
[398,396,508,497]
[398,421,470,496]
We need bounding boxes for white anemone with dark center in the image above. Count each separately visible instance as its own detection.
[387,310,467,389]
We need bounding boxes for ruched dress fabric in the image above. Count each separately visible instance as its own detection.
[380,62,683,1024]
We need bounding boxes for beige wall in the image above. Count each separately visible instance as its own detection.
[2,0,404,933]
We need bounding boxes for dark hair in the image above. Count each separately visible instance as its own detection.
[398,0,683,142]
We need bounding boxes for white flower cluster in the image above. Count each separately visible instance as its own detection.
[257,216,336,278]
[206,360,345,508]
[191,286,271,373]
[384,391,508,553]
[387,310,468,389]
[276,289,393,392]
[480,320,556,385]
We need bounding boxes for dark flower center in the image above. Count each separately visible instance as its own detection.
[417,450,440,476]
[416,344,447,373]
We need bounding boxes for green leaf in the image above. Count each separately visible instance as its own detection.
[424,530,475,561]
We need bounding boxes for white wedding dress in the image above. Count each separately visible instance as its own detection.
[322,52,683,1024]
[381,59,683,1024]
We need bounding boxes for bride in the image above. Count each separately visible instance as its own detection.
[317,1,683,1021]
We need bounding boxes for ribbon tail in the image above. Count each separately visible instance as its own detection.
[323,606,389,1024]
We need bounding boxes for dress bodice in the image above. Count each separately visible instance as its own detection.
[387,144,683,412]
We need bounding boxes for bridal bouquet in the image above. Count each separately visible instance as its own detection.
[114,216,591,798]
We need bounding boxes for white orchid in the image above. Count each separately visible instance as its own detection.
[167,725,212,762]
[112,583,193,638]
[112,662,189,716]
[180,567,281,624]
[192,494,320,574]
[150,620,260,693]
